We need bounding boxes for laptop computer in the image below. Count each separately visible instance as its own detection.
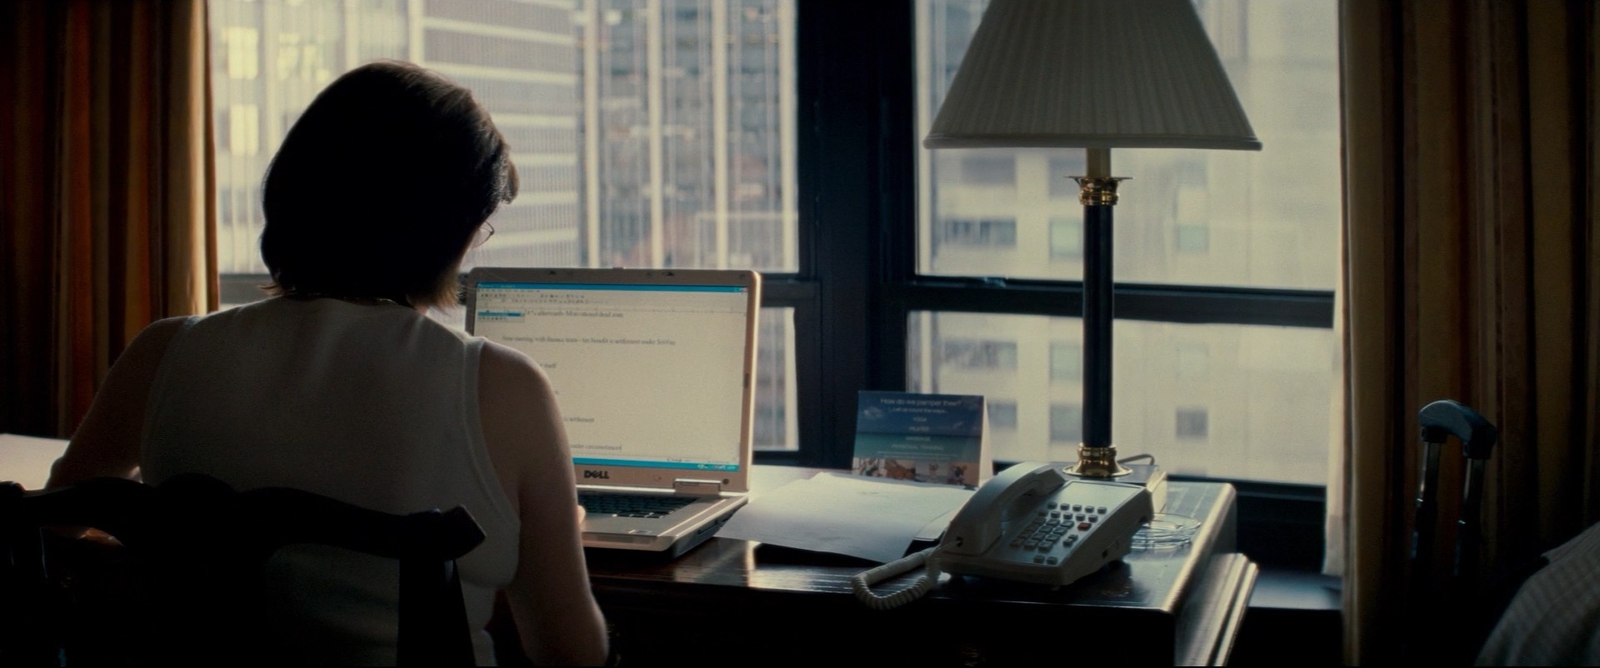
[464,267,760,557]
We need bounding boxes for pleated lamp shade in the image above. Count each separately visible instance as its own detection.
[924,0,1261,151]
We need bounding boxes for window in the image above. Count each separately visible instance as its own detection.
[939,218,1016,248]
[1047,156,1084,199]
[206,1,1342,505]
[938,339,1017,371]
[910,0,1340,487]
[1048,217,1083,261]
[987,400,1017,431]
[226,104,259,157]
[1176,407,1210,440]
[959,155,1016,187]
[888,0,1338,569]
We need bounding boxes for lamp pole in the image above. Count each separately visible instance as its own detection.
[1066,147,1130,478]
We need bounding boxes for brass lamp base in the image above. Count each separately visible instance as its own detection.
[1063,444,1132,478]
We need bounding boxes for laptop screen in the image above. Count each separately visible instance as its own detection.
[471,280,751,473]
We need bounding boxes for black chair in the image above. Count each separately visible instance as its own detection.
[0,473,486,666]
[1402,399,1499,664]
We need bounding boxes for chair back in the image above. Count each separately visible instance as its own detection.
[0,473,485,666]
[1404,399,1498,664]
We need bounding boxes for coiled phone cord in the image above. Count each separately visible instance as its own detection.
[851,546,943,611]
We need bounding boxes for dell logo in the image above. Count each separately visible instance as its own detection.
[583,470,610,479]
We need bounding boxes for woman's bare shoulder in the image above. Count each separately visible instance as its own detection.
[477,340,558,401]
[50,316,199,487]
[475,339,567,470]
[112,316,194,377]
[138,315,192,346]
[479,338,538,370]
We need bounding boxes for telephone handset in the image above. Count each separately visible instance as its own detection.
[941,461,1069,556]
[852,462,1154,610]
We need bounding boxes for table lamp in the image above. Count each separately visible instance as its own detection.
[923,0,1261,478]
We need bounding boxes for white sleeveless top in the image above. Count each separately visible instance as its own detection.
[142,297,520,665]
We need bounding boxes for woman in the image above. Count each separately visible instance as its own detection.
[49,61,608,666]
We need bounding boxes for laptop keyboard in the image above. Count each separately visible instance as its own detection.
[580,493,696,519]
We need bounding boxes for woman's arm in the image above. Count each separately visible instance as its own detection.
[478,340,609,666]
[48,317,189,488]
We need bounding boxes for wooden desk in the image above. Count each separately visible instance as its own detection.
[584,466,1257,666]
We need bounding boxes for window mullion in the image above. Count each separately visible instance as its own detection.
[795,0,915,468]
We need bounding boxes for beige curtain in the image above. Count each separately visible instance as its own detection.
[0,0,217,438]
[1341,0,1600,662]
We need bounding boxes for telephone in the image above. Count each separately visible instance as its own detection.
[852,462,1154,610]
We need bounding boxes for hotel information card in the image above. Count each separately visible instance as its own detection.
[852,391,991,488]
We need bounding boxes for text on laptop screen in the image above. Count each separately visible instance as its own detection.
[473,283,748,472]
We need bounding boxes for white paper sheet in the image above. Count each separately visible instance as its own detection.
[0,433,70,491]
[717,472,974,563]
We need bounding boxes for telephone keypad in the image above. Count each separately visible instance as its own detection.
[1004,496,1122,563]
[1011,529,1083,557]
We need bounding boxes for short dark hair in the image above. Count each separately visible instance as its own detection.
[260,60,518,308]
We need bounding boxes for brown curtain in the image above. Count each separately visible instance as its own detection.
[1341,0,1600,662]
[0,0,217,439]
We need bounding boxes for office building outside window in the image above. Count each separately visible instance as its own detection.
[209,0,799,451]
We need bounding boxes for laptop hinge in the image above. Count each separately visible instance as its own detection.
[672,478,724,495]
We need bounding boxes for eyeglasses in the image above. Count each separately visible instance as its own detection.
[473,222,495,248]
